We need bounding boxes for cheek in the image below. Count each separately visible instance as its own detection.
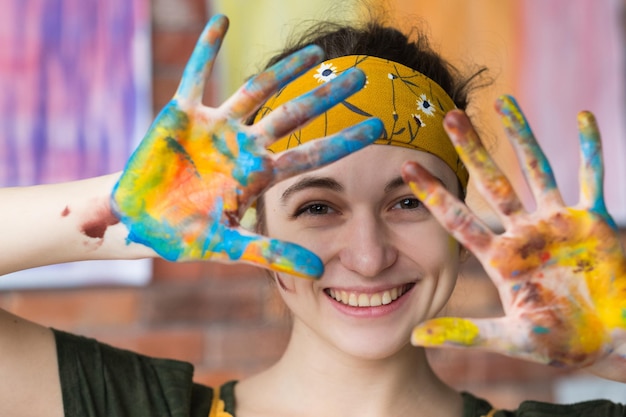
[274,272,320,302]
[273,273,321,320]
[265,215,329,261]
[434,231,461,284]
[430,230,462,308]
[435,225,460,264]
[264,205,299,242]
[402,223,460,304]
[275,273,297,293]
[399,222,460,267]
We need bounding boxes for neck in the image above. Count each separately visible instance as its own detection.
[237,320,462,417]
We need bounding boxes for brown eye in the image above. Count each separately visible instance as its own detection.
[396,198,422,210]
[307,204,329,215]
[294,203,331,217]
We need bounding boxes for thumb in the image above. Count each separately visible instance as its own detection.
[412,316,548,363]
[412,317,484,347]
[208,226,324,279]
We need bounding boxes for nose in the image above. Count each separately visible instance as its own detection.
[337,212,398,277]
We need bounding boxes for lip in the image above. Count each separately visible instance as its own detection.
[323,282,416,318]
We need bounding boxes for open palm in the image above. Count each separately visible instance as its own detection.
[111,15,383,278]
[403,95,626,372]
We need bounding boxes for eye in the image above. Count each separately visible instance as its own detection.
[293,202,334,217]
[393,197,423,210]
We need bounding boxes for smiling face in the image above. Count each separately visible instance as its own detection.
[263,145,462,360]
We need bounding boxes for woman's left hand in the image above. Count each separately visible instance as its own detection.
[402,95,626,380]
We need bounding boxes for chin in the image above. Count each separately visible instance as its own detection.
[328,326,414,361]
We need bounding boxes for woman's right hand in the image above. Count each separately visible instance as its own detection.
[111,14,383,279]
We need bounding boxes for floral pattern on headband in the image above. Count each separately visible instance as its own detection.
[313,62,338,83]
[259,55,469,189]
[317,57,444,150]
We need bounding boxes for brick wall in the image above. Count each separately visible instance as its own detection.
[1,0,624,410]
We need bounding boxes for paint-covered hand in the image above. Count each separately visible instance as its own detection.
[111,15,383,278]
[402,95,626,373]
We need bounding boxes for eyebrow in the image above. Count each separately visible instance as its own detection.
[385,173,448,193]
[279,173,446,204]
[384,176,407,193]
[280,176,344,204]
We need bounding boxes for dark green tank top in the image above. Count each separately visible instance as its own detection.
[54,329,625,417]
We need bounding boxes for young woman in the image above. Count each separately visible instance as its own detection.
[1,14,625,417]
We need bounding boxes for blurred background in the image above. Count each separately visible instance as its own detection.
[1,0,626,409]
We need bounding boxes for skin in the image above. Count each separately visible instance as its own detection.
[235,145,464,417]
[111,14,383,278]
[2,13,625,417]
[402,95,626,379]
[0,15,387,417]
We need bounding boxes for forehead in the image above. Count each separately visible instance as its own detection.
[267,145,459,201]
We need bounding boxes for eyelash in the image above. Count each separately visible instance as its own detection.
[392,197,424,211]
[292,197,425,218]
[293,202,334,218]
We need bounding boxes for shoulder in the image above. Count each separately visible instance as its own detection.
[514,398,626,417]
[461,392,503,417]
[208,380,238,417]
[53,328,214,417]
[53,328,195,384]
[462,392,625,417]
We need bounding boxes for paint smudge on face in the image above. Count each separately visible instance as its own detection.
[81,200,120,239]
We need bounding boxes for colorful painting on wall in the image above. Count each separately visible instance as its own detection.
[0,0,152,288]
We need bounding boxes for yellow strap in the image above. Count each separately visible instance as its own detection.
[208,386,221,417]
[209,387,497,417]
[208,386,234,417]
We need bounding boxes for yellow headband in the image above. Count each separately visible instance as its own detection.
[255,55,469,190]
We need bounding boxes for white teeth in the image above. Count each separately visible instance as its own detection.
[327,285,411,307]
[357,294,369,307]
[382,291,392,305]
[348,293,358,307]
[370,293,382,307]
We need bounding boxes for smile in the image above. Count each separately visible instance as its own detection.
[324,283,415,307]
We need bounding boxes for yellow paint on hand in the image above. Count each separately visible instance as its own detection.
[412,317,480,346]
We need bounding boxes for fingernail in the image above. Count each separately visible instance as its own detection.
[577,111,597,131]
[443,110,470,134]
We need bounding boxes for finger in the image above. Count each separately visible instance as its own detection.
[577,111,617,229]
[495,95,564,208]
[206,227,325,279]
[411,316,552,364]
[221,44,325,120]
[272,118,384,181]
[411,317,484,348]
[401,161,494,256]
[253,67,368,145]
[175,14,229,103]
[443,110,524,225]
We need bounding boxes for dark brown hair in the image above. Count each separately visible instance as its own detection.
[260,21,482,111]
